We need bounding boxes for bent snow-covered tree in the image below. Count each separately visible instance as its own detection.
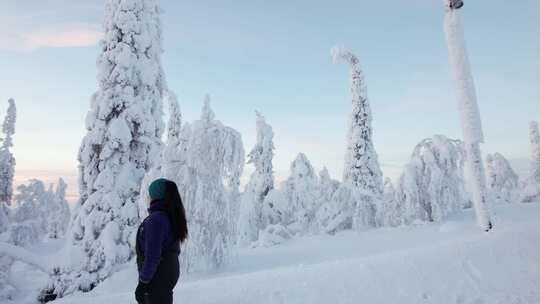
[331,46,383,196]
[444,5,492,231]
[0,98,16,205]
[395,135,469,224]
[167,96,244,272]
[41,0,166,299]
[238,111,275,246]
[331,46,383,229]
[486,153,519,204]
[521,121,540,203]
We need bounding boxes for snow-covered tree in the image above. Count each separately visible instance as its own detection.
[261,189,290,229]
[0,98,16,205]
[521,121,540,203]
[41,0,167,299]
[485,153,519,204]
[167,96,244,272]
[395,135,469,224]
[0,202,8,235]
[0,179,69,300]
[331,46,384,230]
[318,167,340,206]
[46,178,71,239]
[5,179,70,245]
[238,111,275,246]
[0,201,12,300]
[163,91,182,180]
[315,167,341,230]
[316,183,370,234]
[0,254,14,300]
[381,177,402,227]
[282,153,320,234]
[331,46,383,197]
[9,180,48,247]
[444,4,492,231]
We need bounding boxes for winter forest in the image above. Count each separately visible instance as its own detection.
[1,0,539,303]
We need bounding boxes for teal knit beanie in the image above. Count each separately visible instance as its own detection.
[149,178,168,201]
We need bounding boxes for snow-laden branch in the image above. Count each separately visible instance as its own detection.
[0,242,50,273]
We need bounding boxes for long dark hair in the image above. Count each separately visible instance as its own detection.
[163,180,188,243]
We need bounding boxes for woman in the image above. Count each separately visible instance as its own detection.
[135,179,188,304]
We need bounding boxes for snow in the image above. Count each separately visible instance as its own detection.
[8,202,535,304]
[0,242,50,273]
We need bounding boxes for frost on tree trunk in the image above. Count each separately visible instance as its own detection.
[0,98,16,205]
[40,0,166,299]
[238,111,275,246]
[166,96,244,273]
[486,153,519,204]
[521,121,540,203]
[444,8,492,231]
[330,46,383,230]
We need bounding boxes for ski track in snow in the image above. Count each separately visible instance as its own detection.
[7,203,540,304]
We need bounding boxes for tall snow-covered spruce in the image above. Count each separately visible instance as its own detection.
[521,121,540,202]
[444,2,493,231]
[331,46,383,196]
[331,46,383,230]
[41,0,166,299]
[238,111,275,246]
[0,98,16,205]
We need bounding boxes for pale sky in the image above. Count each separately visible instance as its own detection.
[0,0,538,201]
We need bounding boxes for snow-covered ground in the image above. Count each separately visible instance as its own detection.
[9,202,540,304]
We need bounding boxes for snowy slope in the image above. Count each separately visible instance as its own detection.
[10,203,540,304]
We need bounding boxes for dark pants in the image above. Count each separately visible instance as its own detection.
[139,253,180,304]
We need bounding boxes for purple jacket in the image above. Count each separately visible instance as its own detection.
[136,200,180,283]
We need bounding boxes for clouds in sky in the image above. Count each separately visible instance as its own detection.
[0,0,103,52]
[0,23,102,52]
